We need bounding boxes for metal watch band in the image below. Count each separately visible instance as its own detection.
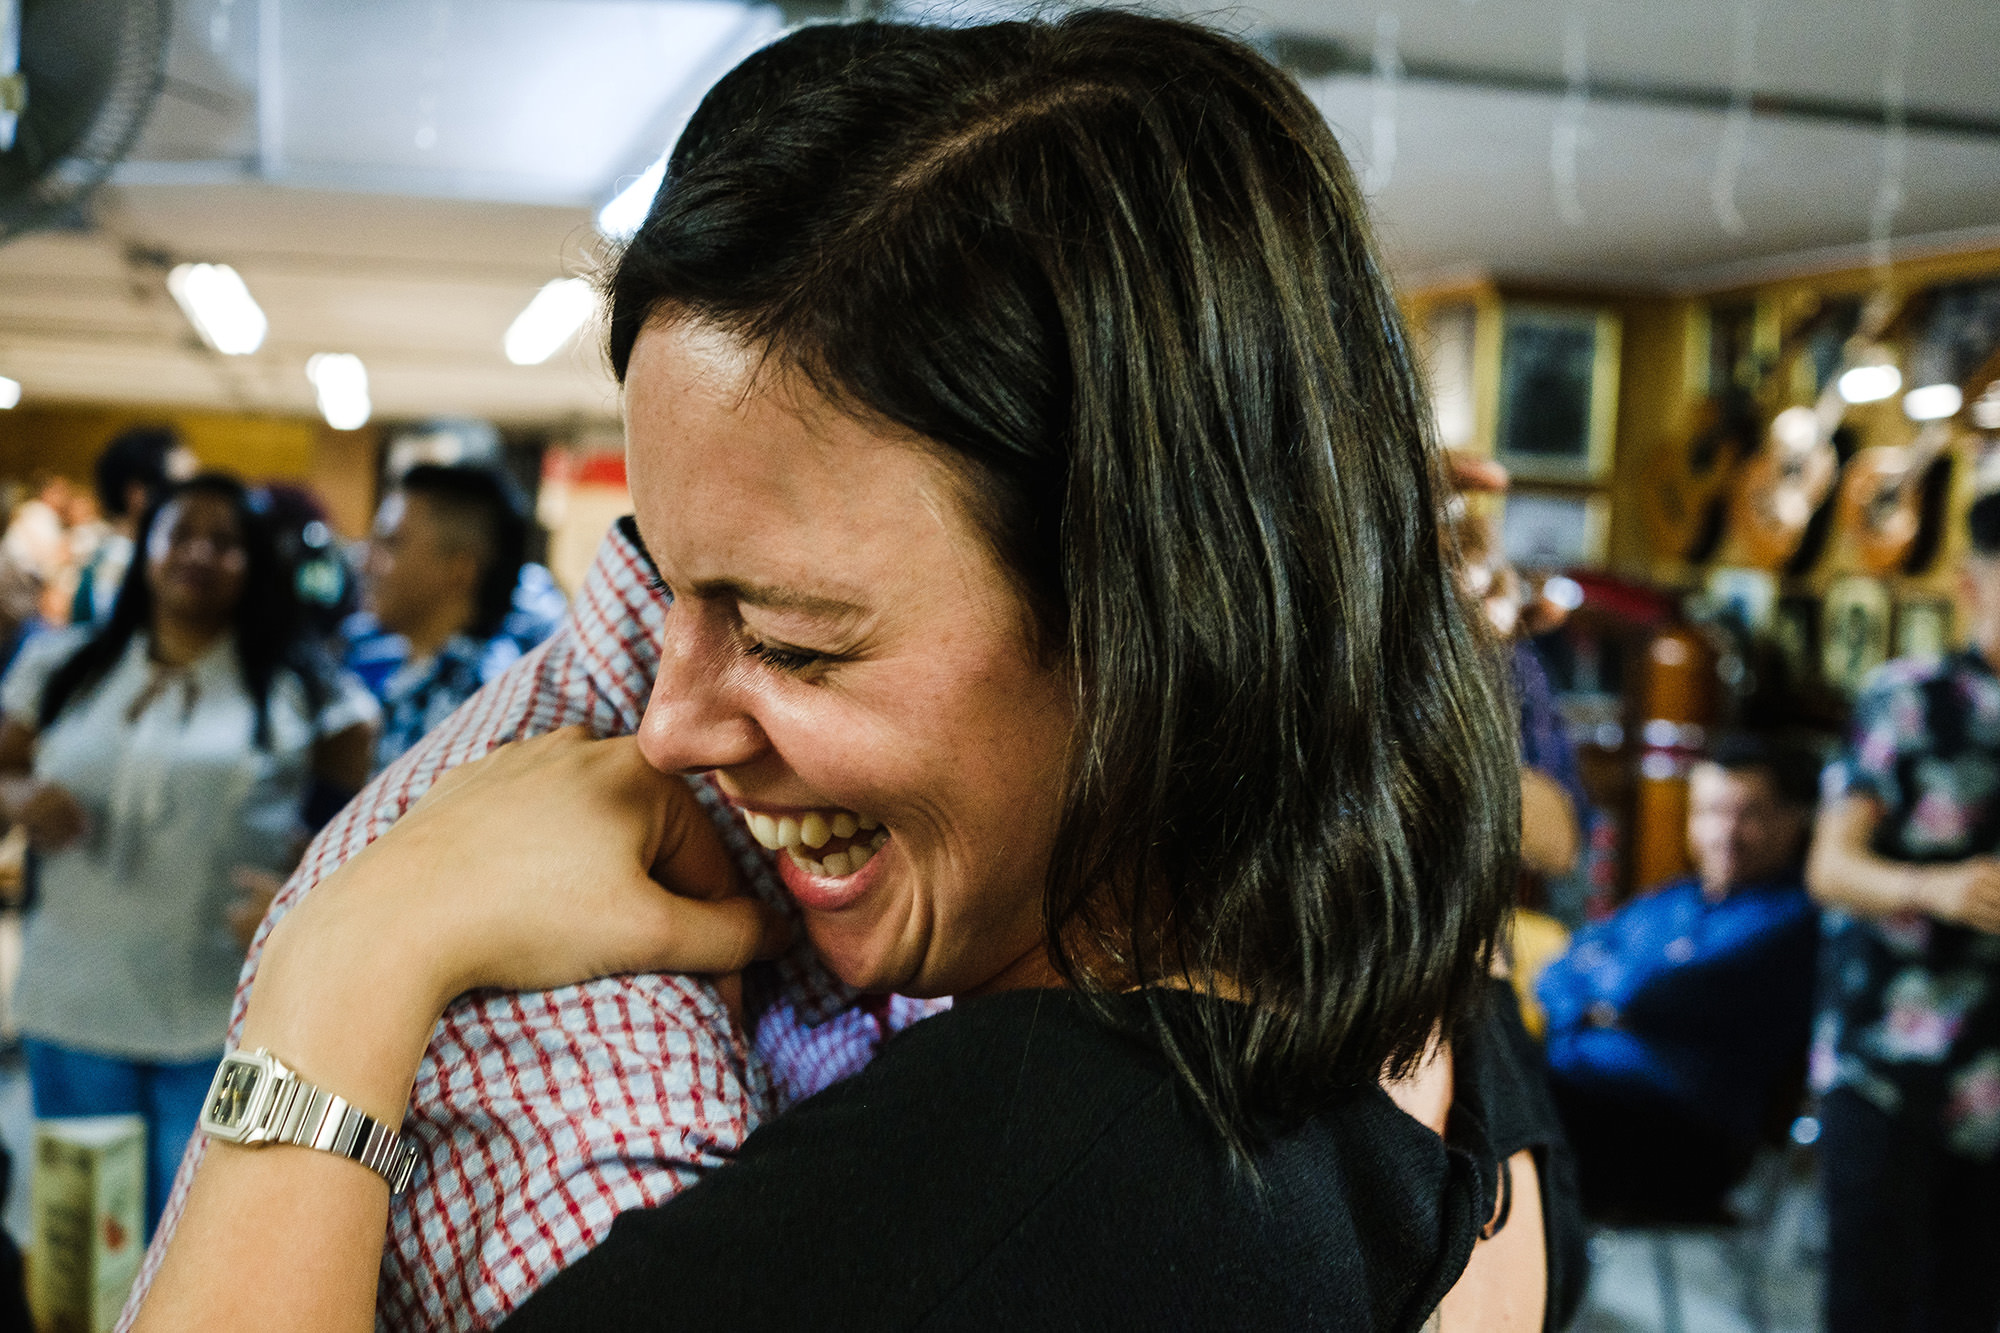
[203,1049,420,1194]
[266,1076,421,1195]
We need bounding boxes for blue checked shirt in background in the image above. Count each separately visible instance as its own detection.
[343,564,570,774]
[345,625,497,773]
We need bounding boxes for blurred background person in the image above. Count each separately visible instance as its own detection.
[1807,490,2000,1333]
[72,426,197,626]
[343,463,540,773]
[1537,732,1820,1220]
[493,554,569,664]
[1447,451,1587,898]
[1,471,89,628]
[0,473,377,1234]
[0,493,42,683]
[224,485,371,917]
[256,483,362,649]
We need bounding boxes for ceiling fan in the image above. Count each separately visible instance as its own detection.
[0,0,172,246]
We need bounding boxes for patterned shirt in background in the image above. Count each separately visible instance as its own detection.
[1515,637,1613,924]
[120,518,941,1332]
[343,563,573,774]
[1515,638,1588,816]
[345,626,494,773]
[1817,648,2000,1160]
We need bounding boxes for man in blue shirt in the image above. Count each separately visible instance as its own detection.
[1538,732,1820,1219]
[344,465,554,774]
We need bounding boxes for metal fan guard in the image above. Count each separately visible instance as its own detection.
[0,0,171,244]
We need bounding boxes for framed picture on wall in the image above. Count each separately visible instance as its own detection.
[1499,489,1608,569]
[1418,300,1480,452]
[1821,576,1893,695]
[1492,304,1621,483]
[1896,598,1955,661]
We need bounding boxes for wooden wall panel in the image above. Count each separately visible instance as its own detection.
[0,406,381,537]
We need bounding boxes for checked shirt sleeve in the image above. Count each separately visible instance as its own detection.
[117,521,928,1333]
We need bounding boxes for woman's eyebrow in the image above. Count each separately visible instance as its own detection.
[692,576,864,619]
[622,518,863,617]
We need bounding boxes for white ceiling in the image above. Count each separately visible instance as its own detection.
[1293,0,2000,285]
[1264,0,2000,117]
[0,0,1996,424]
[1319,79,2000,287]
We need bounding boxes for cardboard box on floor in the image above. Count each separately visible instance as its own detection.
[30,1116,143,1333]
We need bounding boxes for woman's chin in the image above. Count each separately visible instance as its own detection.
[802,920,921,996]
[799,912,1025,1001]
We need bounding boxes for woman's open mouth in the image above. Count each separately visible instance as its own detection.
[737,806,889,879]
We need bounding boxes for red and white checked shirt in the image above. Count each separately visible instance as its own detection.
[120,519,940,1332]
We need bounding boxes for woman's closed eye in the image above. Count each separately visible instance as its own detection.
[742,634,831,676]
[643,567,849,678]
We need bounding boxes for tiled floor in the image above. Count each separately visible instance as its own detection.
[1574,1171,1826,1332]
[1577,1238,1819,1333]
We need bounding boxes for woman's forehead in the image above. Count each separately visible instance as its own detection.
[623,322,990,595]
[627,317,925,450]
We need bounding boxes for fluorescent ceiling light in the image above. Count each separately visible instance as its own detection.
[307,354,371,431]
[1836,364,1901,405]
[0,376,18,410]
[167,263,268,356]
[1903,383,1962,422]
[504,278,596,366]
[597,155,667,241]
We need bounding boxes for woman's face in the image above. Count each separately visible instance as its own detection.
[626,320,1073,999]
[146,491,248,627]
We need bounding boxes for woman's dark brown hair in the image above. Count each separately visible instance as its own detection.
[609,11,1520,1147]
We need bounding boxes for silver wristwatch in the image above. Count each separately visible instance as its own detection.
[198,1048,419,1194]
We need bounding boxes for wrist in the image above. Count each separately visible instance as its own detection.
[1907,865,1952,919]
[241,906,446,1125]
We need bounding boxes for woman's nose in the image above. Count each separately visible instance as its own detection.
[636,608,766,776]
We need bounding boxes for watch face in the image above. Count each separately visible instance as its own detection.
[205,1057,264,1134]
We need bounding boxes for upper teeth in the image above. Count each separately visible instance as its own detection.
[740,806,886,877]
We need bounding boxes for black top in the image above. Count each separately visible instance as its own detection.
[501,984,1583,1332]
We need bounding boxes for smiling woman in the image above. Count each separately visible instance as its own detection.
[131,13,1570,1333]
[624,320,1074,999]
[603,9,1521,1143]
